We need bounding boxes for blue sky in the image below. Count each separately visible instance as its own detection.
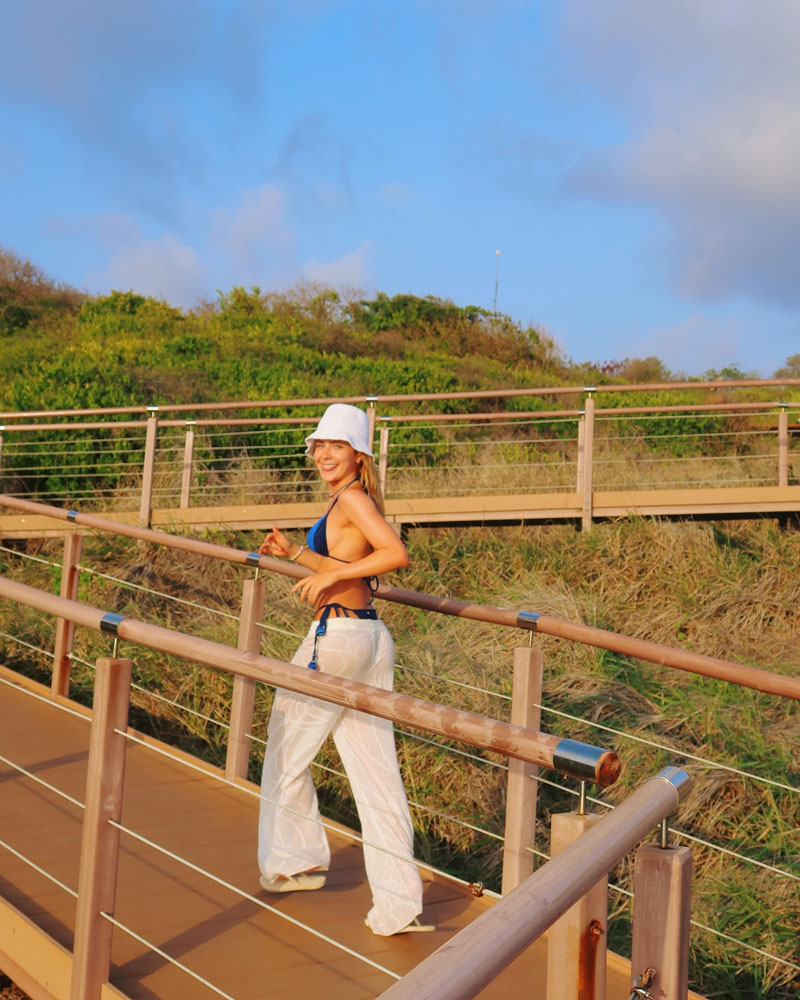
[2,0,799,376]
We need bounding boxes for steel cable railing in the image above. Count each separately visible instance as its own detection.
[30,590,792,902]
[1,529,796,788]
[2,395,797,513]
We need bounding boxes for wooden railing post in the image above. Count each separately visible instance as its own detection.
[581,391,595,532]
[576,418,585,494]
[378,424,390,499]
[502,646,543,894]
[546,807,608,1000]
[630,837,692,1000]
[52,531,83,696]
[70,656,131,1000]
[180,423,196,508]
[778,408,789,487]
[139,412,158,528]
[367,398,377,456]
[226,577,266,781]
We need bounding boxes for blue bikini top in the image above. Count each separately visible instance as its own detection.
[306,478,359,562]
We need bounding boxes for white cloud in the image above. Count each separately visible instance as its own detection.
[628,314,748,377]
[2,1,274,217]
[90,230,207,308]
[215,184,295,280]
[302,242,371,288]
[560,0,800,305]
[377,181,422,216]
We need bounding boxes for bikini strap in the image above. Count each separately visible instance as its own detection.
[308,603,379,670]
[327,477,359,513]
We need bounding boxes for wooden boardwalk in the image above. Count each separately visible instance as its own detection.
[2,483,800,541]
[0,665,658,1000]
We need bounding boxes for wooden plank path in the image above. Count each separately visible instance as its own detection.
[0,666,689,1000]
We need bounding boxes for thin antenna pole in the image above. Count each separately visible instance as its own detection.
[493,249,501,315]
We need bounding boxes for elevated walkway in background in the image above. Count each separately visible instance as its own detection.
[1,380,798,540]
[2,484,800,541]
[0,665,680,1000]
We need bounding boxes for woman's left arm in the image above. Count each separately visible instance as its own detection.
[292,490,407,604]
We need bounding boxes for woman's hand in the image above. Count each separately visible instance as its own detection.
[259,526,292,558]
[292,569,340,607]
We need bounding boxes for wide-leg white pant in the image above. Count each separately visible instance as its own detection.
[257,617,423,935]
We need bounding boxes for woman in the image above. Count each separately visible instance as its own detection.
[257,403,431,935]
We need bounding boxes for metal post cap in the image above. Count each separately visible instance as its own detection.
[654,765,691,802]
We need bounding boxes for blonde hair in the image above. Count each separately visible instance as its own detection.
[357,454,384,514]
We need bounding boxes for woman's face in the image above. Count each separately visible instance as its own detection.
[313,439,360,488]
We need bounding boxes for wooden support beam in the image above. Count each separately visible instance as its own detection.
[502,646,543,894]
[581,394,595,533]
[179,426,195,508]
[630,842,692,1000]
[138,415,158,528]
[778,409,789,488]
[546,811,607,1000]
[378,424,389,499]
[52,532,82,697]
[70,657,131,1000]
[226,577,265,781]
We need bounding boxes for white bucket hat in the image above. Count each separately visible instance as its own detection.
[305,403,374,458]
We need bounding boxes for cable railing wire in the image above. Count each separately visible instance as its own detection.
[0,750,85,810]
[537,703,799,796]
[0,673,90,724]
[75,564,241,624]
[0,837,78,900]
[67,650,233,733]
[104,823,401,985]
[100,912,240,1000]
[0,629,54,660]
[310,759,504,843]
[0,544,63,569]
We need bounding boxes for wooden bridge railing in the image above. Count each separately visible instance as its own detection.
[0,381,799,533]
[377,766,692,1000]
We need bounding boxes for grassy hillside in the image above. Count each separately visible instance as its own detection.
[7,247,795,417]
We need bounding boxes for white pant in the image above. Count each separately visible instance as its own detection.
[257,617,423,935]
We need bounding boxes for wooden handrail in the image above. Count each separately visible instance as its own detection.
[0,398,797,433]
[377,767,692,1000]
[1,377,799,423]
[1,494,797,702]
[0,574,619,784]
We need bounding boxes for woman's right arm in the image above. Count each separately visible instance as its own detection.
[259,527,322,571]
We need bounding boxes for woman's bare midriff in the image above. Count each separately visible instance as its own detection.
[312,557,373,620]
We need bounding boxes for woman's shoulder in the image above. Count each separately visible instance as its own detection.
[337,482,379,519]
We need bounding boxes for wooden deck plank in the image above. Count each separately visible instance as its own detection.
[2,482,799,538]
[0,666,705,1000]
